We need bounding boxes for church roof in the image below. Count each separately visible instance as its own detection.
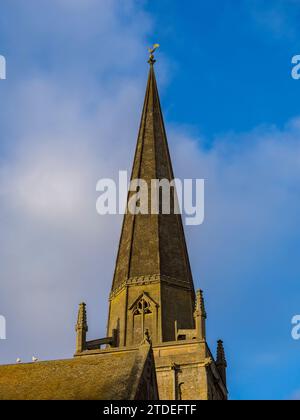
[112,61,195,294]
[0,343,158,400]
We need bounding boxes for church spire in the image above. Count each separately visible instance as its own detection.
[75,303,88,353]
[111,48,194,295]
[194,290,207,340]
[216,340,227,386]
[107,47,196,345]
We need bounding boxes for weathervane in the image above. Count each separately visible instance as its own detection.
[148,43,160,64]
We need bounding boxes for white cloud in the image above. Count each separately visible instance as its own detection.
[0,0,152,363]
[290,389,300,400]
[248,0,300,40]
[169,117,300,312]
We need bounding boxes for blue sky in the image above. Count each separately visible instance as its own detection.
[0,0,300,400]
[147,0,300,134]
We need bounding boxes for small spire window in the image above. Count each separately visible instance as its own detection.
[133,298,152,316]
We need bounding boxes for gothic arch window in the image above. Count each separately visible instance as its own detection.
[133,298,152,316]
[130,294,158,345]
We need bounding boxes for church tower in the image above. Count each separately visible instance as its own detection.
[75,48,228,400]
[104,50,228,400]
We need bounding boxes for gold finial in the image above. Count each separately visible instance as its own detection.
[148,43,160,64]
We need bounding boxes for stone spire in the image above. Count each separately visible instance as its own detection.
[107,49,196,345]
[194,290,207,340]
[111,49,195,296]
[75,303,88,353]
[216,340,227,386]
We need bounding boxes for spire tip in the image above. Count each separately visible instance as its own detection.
[148,43,160,65]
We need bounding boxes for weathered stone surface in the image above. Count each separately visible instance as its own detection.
[153,340,227,400]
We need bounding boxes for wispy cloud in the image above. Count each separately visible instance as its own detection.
[289,389,300,400]
[248,0,300,40]
[0,0,153,363]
